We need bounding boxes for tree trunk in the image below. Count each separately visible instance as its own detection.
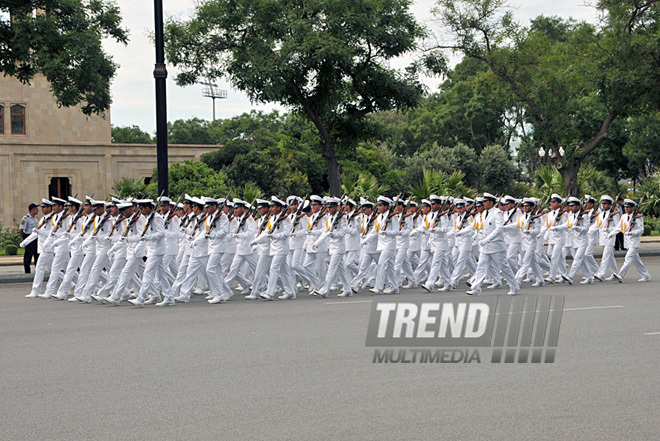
[559,160,580,197]
[323,142,342,196]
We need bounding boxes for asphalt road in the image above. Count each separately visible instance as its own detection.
[1,256,659,440]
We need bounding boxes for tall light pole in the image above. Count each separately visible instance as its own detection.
[201,81,227,121]
[154,0,168,195]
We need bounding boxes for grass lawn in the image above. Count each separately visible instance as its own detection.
[650,231,660,236]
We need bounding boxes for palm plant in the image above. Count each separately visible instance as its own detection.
[111,178,148,198]
[341,173,389,202]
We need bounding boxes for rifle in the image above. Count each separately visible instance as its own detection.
[36,212,53,230]
[289,194,309,233]
[628,196,645,230]
[121,210,141,238]
[164,194,184,229]
[381,193,403,231]
[140,190,165,238]
[65,208,85,233]
[363,212,377,236]
[504,194,527,225]
[206,192,232,237]
[108,215,125,238]
[190,214,208,237]
[236,198,258,234]
[50,212,70,235]
[329,198,349,232]
[92,207,112,237]
[398,199,413,231]
[310,204,328,229]
[79,214,96,237]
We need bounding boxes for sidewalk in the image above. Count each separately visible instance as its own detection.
[3,238,660,283]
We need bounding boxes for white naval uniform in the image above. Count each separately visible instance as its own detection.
[179,214,211,299]
[316,214,352,296]
[543,209,568,280]
[171,213,196,297]
[394,213,414,289]
[289,212,308,285]
[407,215,422,271]
[449,212,476,287]
[262,213,295,299]
[514,212,544,284]
[80,213,115,300]
[205,211,231,300]
[250,216,273,296]
[412,212,433,284]
[423,211,451,290]
[25,213,55,296]
[71,214,99,301]
[95,216,128,299]
[374,211,399,292]
[299,212,328,290]
[469,207,519,293]
[54,213,86,298]
[502,209,522,273]
[595,209,620,278]
[41,212,71,298]
[617,214,650,280]
[351,213,380,289]
[108,215,147,303]
[344,211,361,279]
[135,213,171,303]
[566,211,593,281]
[225,214,258,293]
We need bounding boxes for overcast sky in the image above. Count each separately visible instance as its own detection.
[106,0,599,133]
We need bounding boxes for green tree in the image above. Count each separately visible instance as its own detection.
[149,161,229,197]
[168,118,217,144]
[111,125,154,144]
[434,0,660,196]
[477,145,516,194]
[1,0,129,114]
[403,143,479,188]
[112,177,148,198]
[165,0,426,195]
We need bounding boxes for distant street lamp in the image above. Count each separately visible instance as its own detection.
[559,146,565,157]
[538,147,546,158]
[201,81,227,121]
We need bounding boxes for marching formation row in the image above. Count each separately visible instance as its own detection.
[21,191,651,307]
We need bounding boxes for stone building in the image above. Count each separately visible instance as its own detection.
[0,74,217,227]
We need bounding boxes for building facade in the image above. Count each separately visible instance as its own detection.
[0,74,217,227]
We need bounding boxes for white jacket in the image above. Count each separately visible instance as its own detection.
[620,213,643,249]
[479,207,506,254]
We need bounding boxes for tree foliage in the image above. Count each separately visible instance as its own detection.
[433,0,660,195]
[164,0,426,195]
[0,0,129,114]
[111,125,154,144]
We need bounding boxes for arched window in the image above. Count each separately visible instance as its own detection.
[11,104,26,135]
[0,105,4,134]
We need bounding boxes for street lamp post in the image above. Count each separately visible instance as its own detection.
[154,0,168,195]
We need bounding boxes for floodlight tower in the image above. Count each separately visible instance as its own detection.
[201,82,227,121]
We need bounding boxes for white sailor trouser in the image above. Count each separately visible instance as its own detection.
[207,252,231,298]
[351,251,379,288]
[266,254,295,297]
[180,256,209,299]
[425,249,450,289]
[374,248,396,291]
[251,254,272,295]
[506,242,521,273]
[109,254,143,302]
[412,249,432,285]
[450,247,473,287]
[138,254,172,302]
[344,250,359,279]
[29,251,53,295]
[72,251,96,299]
[471,251,519,293]
[596,245,617,278]
[225,254,257,289]
[56,252,84,298]
[299,252,325,289]
[96,256,127,298]
[43,251,70,296]
[171,253,191,297]
[567,245,593,280]
[515,246,543,284]
[618,247,650,279]
[319,252,352,296]
[547,242,566,279]
[394,247,414,288]
[82,250,111,299]
[584,239,599,276]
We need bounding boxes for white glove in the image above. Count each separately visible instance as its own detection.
[19,240,26,248]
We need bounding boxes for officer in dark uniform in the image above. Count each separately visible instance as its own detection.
[19,203,39,273]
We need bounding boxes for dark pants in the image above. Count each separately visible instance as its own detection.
[23,241,39,274]
[614,232,625,251]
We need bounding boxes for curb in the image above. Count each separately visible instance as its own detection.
[0,274,48,284]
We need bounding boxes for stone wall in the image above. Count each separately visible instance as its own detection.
[0,143,218,227]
